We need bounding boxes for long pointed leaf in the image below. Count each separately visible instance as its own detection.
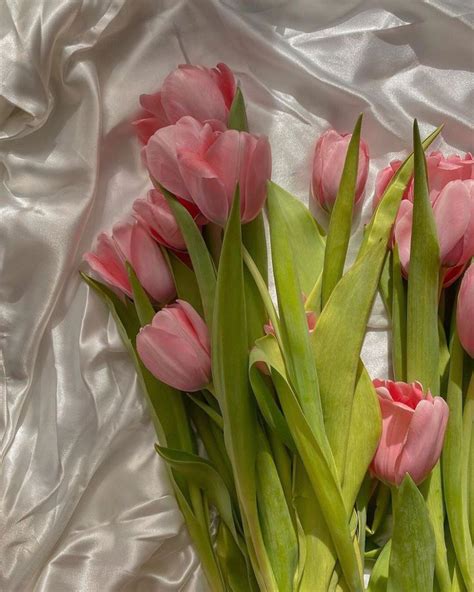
[322,114,362,306]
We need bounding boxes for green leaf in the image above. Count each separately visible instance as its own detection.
[367,541,391,592]
[442,329,474,590]
[266,181,325,296]
[359,125,443,258]
[216,522,258,592]
[321,114,363,306]
[156,445,240,545]
[312,239,386,474]
[388,476,436,592]
[212,191,278,592]
[391,245,407,381]
[168,252,204,317]
[163,188,216,330]
[228,87,249,132]
[256,442,298,592]
[126,262,155,326]
[266,180,326,439]
[406,119,440,393]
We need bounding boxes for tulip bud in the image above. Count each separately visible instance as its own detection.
[133,63,236,144]
[145,117,271,226]
[311,129,369,212]
[137,300,211,392]
[133,188,202,251]
[394,179,474,286]
[84,219,176,303]
[370,379,449,486]
[457,264,474,358]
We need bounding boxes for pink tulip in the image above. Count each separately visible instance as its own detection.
[373,151,474,210]
[457,264,474,358]
[371,379,449,486]
[133,189,203,251]
[133,63,236,144]
[137,300,211,391]
[84,219,176,303]
[311,129,369,212]
[145,116,272,226]
[394,179,474,286]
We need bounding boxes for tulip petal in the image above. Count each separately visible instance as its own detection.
[161,65,229,125]
[213,63,236,109]
[457,265,474,357]
[242,135,271,223]
[129,223,175,303]
[433,180,470,264]
[83,233,131,297]
[393,200,413,273]
[396,397,449,485]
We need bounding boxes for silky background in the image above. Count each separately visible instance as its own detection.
[0,0,473,590]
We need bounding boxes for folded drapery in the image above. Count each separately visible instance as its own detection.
[1,0,472,589]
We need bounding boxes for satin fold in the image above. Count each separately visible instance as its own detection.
[1,1,472,589]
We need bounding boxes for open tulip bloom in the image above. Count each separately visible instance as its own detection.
[81,63,474,592]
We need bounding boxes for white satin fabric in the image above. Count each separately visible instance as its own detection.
[1,1,472,590]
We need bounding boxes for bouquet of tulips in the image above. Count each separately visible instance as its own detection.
[82,63,474,591]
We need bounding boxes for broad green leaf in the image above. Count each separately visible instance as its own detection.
[359,125,442,258]
[367,541,391,592]
[168,252,203,317]
[321,114,362,306]
[406,120,440,393]
[442,330,474,590]
[388,476,435,592]
[266,181,326,439]
[312,239,386,474]
[272,370,363,591]
[242,214,268,284]
[391,245,407,381]
[212,193,278,592]
[228,87,249,132]
[256,442,298,592]
[216,521,258,592]
[469,416,474,542]
[342,364,382,509]
[379,251,392,317]
[126,262,155,326]
[163,188,216,329]
[156,445,240,546]
[266,182,325,296]
[252,335,363,591]
[173,481,226,592]
[249,341,295,451]
[463,372,474,546]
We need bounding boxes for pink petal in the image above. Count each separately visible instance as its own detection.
[83,233,131,297]
[213,63,237,109]
[241,135,271,223]
[172,300,210,353]
[457,265,474,357]
[396,397,449,485]
[393,200,413,274]
[433,180,470,265]
[129,223,176,304]
[161,65,229,125]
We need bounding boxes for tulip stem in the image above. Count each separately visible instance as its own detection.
[242,246,283,346]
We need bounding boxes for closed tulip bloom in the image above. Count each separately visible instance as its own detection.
[137,300,211,392]
[84,219,176,303]
[133,189,202,251]
[394,179,474,286]
[373,151,474,210]
[457,264,474,358]
[371,379,449,486]
[133,63,236,144]
[311,129,369,212]
[145,116,271,225]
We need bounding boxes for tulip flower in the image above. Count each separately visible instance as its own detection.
[133,188,203,251]
[370,379,449,486]
[457,264,474,358]
[145,116,272,226]
[84,219,176,303]
[137,300,211,392]
[133,63,236,144]
[373,151,474,209]
[311,129,369,212]
[394,179,474,286]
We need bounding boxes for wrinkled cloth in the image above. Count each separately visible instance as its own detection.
[0,1,472,590]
